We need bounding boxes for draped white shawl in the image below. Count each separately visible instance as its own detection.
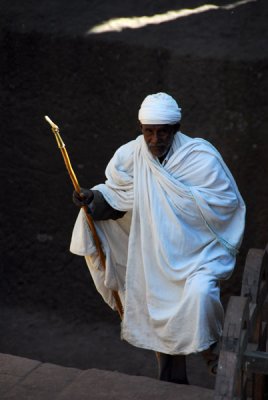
[70,132,245,354]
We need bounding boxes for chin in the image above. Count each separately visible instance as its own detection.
[152,149,167,158]
[149,147,167,157]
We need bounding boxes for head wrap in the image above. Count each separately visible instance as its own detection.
[138,92,182,125]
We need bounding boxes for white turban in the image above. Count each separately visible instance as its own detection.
[138,92,182,125]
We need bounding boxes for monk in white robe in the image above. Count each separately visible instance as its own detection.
[71,92,246,383]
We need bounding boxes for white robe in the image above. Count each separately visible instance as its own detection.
[70,132,246,354]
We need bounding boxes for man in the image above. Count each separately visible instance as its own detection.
[71,92,246,384]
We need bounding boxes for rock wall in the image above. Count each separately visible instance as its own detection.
[1,28,268,320]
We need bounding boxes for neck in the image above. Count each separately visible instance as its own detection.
[158,148,170,164]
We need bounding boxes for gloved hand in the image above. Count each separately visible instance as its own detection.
[72,188,94,207]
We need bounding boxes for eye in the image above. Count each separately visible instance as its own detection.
[158,130,169,137]
[144,129,153,136]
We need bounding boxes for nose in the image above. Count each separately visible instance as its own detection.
[151,132,159,144]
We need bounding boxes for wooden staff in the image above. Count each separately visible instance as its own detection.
[44,116,123,319]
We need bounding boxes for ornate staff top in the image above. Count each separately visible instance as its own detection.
[44,116,123,319]
[45,116,79,191]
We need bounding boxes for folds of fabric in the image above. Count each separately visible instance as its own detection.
[70,132,245,354]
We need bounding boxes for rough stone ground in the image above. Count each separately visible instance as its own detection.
[0,0,268,392]
[0,353,214,400]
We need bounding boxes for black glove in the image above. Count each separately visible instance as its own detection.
[72,188,94,207]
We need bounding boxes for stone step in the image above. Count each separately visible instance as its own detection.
[0,353,214,400]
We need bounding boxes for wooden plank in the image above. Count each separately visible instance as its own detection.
[241,249,265,303]
[222,297,249,347]
[214,351,239,400]
[214,297,250,399]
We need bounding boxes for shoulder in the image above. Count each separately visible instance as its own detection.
[172,133,222,166]
[115,138,138,159]
[112,136,141,166]
[170,133,230,185]
[178,133,220,156]
[106,137,141,176]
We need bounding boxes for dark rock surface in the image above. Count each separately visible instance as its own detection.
[0,0,268,385]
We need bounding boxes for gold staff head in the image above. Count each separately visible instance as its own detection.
[44,115,65,149]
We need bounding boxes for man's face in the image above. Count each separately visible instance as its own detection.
[140,123,179,158]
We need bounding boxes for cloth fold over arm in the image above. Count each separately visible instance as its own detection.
[89,190,126,221]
